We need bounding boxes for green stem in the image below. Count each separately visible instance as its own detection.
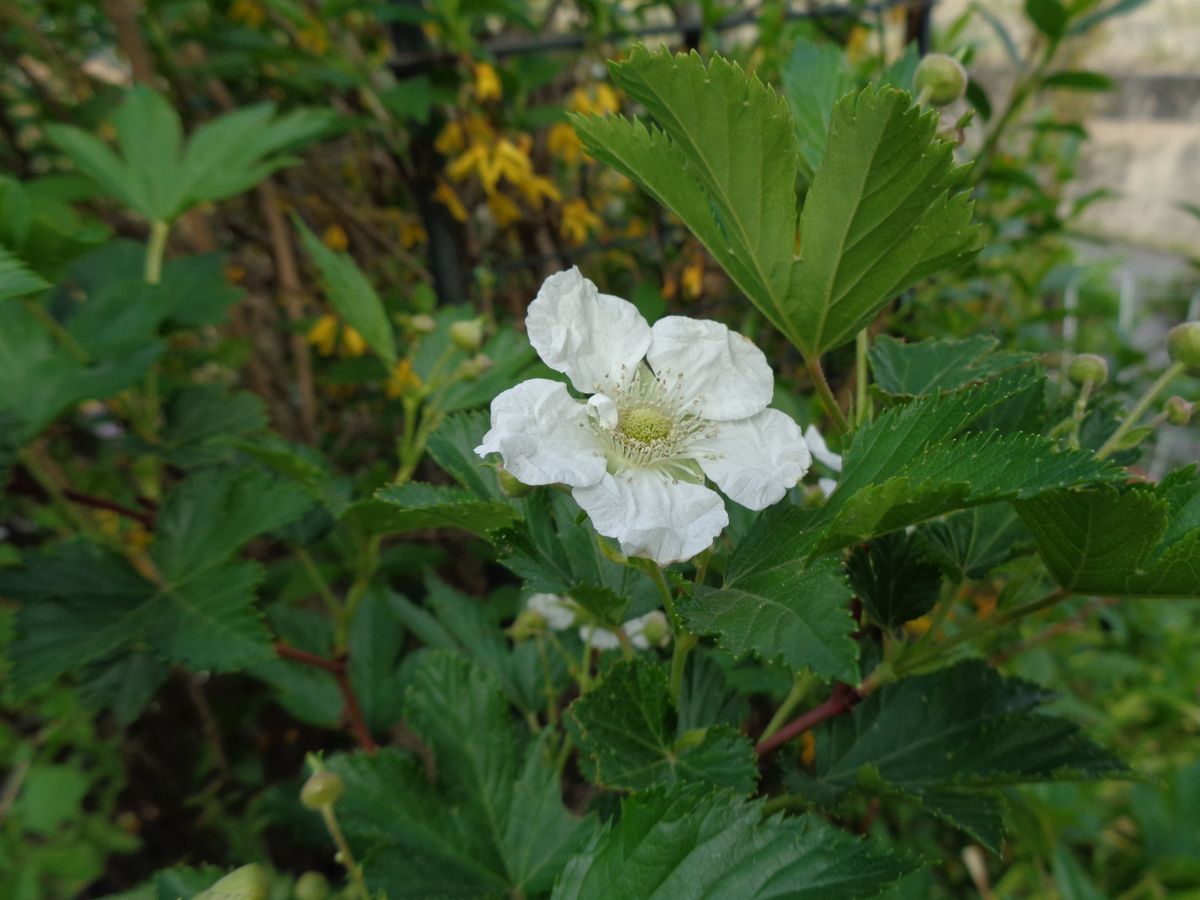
[642,561,694,703]
[337,535,380,652]
[806,357,850,436]
[614,626,636,661]
[1095,362,1186,460]
[854,329,870,428]
[296,548,342,620]
[319,805,370,900]
[669,633,698,704]
[144,220,170,285]
[1066,378,1094,450]
[535,636,559,726]
[759,671,816,744]
[969,41,1056,187]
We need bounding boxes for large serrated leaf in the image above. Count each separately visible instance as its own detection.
[553,786,918,899]
[781,39,854,183]
[869,334,1033,397]
[565,659,757,792]
[797,661,1127,851]
[0,244,49,301]
[1015,479,1200,597]
[680,555,858,681]
[347,482,518,538]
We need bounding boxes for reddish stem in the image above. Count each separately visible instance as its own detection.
[274,641,379,753]
[756,682,859,757]
[62,488,156,529]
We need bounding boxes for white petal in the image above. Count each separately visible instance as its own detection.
[572,470,728,565]
[587,393,618,430]
[693,408,811,510]
[527,593,577,630]
[525,268,651,394]
[804,424,843,472]
[580,625,621,650]
[475,379,607,487]
[646,316,773,421]
[818,478,838,498]
[624,610,669,650]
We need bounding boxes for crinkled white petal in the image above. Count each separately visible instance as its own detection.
[586,393,618,430]
[475,379,607,487]
[579,624,621,650]
[572,469,728,565]
[804,424,843,472]
[646,316,773,421]
[818,478,838,498]
[624,610,669,650]
[525,267,651,394]
[527,593,577,631]
[691,408,810,511]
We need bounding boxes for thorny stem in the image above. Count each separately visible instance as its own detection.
[1095,362,1186,460]
[320,804,371,900]
[806,357,850,436]
[756,682,859,757]
[275,641,378,753]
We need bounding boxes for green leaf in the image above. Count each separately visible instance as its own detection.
[1025,0,1068,41]
[295,217,397,368]
[329,652,593,897]
[565,659,757,792]
[681,555,858,681]
[1015,481,1200,597]
[0,244,49,301]
[427,410,507,501]
[788,86,980,356]
[868,334,1033,397]
[800,661,1127,851]
[553,786,918,900]
[160,385,267,467]
[780,38,854,183]
[847,531,942,628]
[1042,70,1114,91]
[346,482,517,538]
[916,502,1032,581]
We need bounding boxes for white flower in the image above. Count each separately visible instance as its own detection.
[476,268,810,564]
[803,425,842,499]
[526,593,578,630]
[580,610,670,651]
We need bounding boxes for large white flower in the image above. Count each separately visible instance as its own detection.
[476,268,811,564]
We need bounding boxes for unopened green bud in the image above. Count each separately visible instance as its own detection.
[508,608,548,642]
[409,313,437,335]
[293,871,330,900]
[1067,353,1108,387]
[196,865,269,900]
[914,54,968,106]
[1167,322,1200,370]
[300,769,344,809]
[1165,395,1193,426]
[497,467,533,497]
[457,353,493,381]
[639,610,671,648]
[449,318,486,352]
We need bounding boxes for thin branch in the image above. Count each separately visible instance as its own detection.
[756,682,859,757]
[62,488,155,529]
[274,641,379,753]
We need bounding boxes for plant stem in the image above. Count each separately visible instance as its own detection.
[854,329,871,428]
[756,682,858,757]
[642,561,696,702]
[806,357,850,436]
[275,641,378,753]
[296,548,342,620]
[1095,362,1186,460]
[320,804,370,900]
[758,671,816,745]
[144,220,170,285]
[1067,378,1094,450]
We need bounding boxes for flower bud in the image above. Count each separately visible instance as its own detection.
[497,467,533,497]
[456,353,493,381]
[1067,353,1109,387]
[196,865,269,900]
[639,610,671,648]
[408,313,437,335]
[1165,395,1193,426]
[300,769,344,809]
[294,872,330,900]
[508,609,548,642]
[914,54,968,106]
[1167,322,1200,371]
[449,318,485,353]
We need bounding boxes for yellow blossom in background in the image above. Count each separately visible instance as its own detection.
[307,314,367,357]
[435,120,466,156]
[228,0,266,27]
[680,255,704,300]
[547,122,583,165]
[472,62,502,103]
[434,180,469,223]
[568,83,620,116]
[322,223,349,251]
[559,198,601,245]
[487,192,522,228]
[800,730,816,768]
[295,19,328,56]
[340,325,367,357]
[904,615,933,638]
[398,214,427,248]
[386,359,422,398]
[973,590,998,621]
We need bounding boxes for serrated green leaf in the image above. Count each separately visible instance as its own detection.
[800,661,1127,851]
[681,555,858,681]
[347,482,517,538]
[868,334,1033,397]
[847,531,941,628]
[295,218,397,368]
[916,502,1032,581]
[0,244,49,301]
[427,410,507,501]
[781,39,854,183]
[1015,482,1200,597]
[161,385,266,467]
[566,659,757,792]
[553,786,918,900]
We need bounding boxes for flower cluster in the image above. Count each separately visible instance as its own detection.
[476,268,811,564]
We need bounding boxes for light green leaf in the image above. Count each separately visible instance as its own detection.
[111,85,186,222]
[346,482,517,538]
[799,661,1127,851]
[43,124,144,213]
[868,334,1033,397]
[781,38,854,183]
[0,245,49,301]
[1015,480,1200,597]
[565,659,757,792]
[680,555,858,681]
[553,786,918,900]
[295,217,397,368]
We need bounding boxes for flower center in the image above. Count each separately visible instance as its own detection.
[619,406,673,445]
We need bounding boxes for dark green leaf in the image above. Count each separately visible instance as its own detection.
[847,532,942,628]
[1025,0,1068,41]
[868,334,1033,397]
[347,482,517,538]
[1042,70,1114,91]
[916,503,1031,581]
[0,245,49,301]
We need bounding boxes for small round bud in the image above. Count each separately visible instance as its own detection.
[449,318,485,353]
[1165,395,1193,426]
[300,769,344,809]
[508,609,547,642]
[456,353,493,381]
[1167,322,1200,371]
[294,871,331,900]
[1067,354,1109,387]
[639,610,671,648]
[409,313,437,335]
[497,467,533,497]
[914,54,968,106]
[197,865,269,900]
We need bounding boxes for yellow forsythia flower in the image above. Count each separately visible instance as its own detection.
[435,120,466,156]
[973,590,998,621]
[472,62,502,103]
[398,215,427,248]
[386,359,423,398]
[307,314,339,356]
[433,180,469,223]
[296,21,328,56]
[801,730,817,768]
[487,192,522,228]
[559,198,602,246]
[568,84,620,116]
[681,255,704,300]
[547,122,583,165]
[228,0,266,27]
[340,325,367,357]
[322,223,349,251]
[905,615,933,637]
